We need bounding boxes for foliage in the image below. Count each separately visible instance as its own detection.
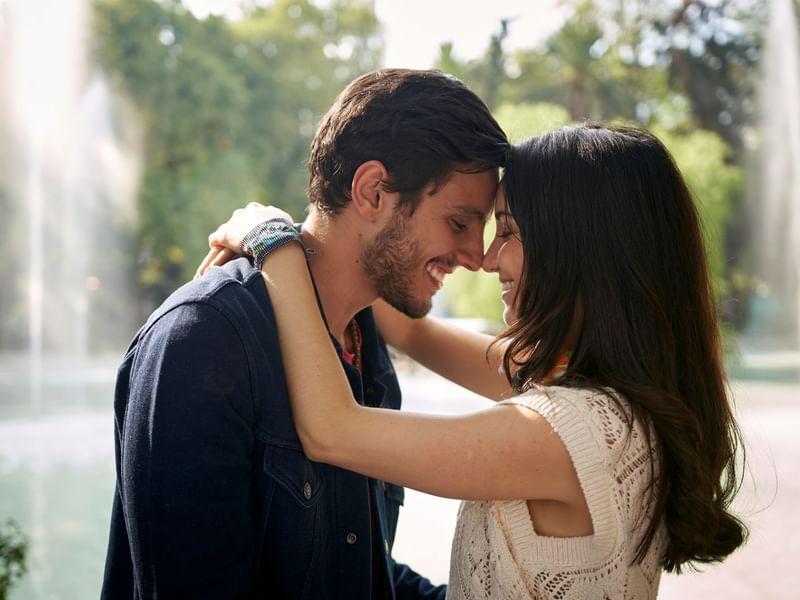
[92,0,382,311]
[653,125,742,300]
[83,0,764,326]
[501,0,765,155]
[0,519,27,600]
[436,0,761,325]
[504,1,655,121]
[493,102,572,142]
[622,0,766,155]
[434,20,509,110]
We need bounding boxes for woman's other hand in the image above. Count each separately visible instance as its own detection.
[195,203,295,278]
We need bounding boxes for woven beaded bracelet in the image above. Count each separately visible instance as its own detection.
[240,218,304,270]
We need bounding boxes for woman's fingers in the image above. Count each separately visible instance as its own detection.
[195,246,224,279]
[211,247,237,269]
[208,224,228,249]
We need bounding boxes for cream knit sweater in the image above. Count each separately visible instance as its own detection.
[447,387,667,599]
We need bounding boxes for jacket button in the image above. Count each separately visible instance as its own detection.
[303,482,312,500]
[346,532,358,544]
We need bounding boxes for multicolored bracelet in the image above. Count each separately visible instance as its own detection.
[239,218,304,270]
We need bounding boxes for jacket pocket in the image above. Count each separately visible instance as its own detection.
[259,442,326,597]
[263,441,326,508]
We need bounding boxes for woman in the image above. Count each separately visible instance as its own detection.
[201,123,746,598]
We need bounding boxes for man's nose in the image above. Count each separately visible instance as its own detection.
[482,237,500,272]
[457,229,485,272]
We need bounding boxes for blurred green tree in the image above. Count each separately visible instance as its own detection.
[434,19,509,110]
[624,0,765,154]
[502,0,765,154]
[654,125,743,301]
[92,0,381,313]
[0,519,27,600]
[437,0,757,329]
[502,1,662,123]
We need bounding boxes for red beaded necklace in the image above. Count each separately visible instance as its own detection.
[342,319,362,371]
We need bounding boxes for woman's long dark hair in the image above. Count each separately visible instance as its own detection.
[497,123,746,572]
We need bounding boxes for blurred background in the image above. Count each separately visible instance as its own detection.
[0,0,797,598]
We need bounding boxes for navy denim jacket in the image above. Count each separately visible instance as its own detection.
[101,258,446,599]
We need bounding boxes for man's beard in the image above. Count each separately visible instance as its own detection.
[362,212,431,318]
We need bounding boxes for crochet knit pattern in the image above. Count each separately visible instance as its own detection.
[447,387,667,599]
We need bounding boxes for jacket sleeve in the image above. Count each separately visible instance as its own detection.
[119,301,257,599]
[393,562,448,600]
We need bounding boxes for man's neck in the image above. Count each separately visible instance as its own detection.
[300,211,376,345]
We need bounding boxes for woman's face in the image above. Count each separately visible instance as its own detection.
[482,186,524,326]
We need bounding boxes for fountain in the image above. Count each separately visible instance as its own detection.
[0,0,141,408]
[745,0,800,378]
[0,2,141,597]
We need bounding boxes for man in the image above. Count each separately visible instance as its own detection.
[101,68,508,599]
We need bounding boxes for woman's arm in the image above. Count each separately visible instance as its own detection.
[262,244,579,503]
[373,300,513,401]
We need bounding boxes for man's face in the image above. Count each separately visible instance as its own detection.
[361,169,497,318]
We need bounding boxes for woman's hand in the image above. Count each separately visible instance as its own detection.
[195,202,295,278]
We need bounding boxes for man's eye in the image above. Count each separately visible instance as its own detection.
[450,219,468,232]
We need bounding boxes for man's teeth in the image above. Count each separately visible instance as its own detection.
[501,281,515,291]
[426,263,447,285]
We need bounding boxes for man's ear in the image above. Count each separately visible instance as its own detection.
[350,160,394,223]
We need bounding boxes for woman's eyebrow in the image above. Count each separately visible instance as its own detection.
[494,210,512,220]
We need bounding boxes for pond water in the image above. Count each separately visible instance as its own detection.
[0,364,116,600]
[1,359,798,599]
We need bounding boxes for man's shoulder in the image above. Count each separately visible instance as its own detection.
[150,258,271,323]
[127,258,277,357]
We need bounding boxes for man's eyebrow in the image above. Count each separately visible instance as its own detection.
[451,205,490,223]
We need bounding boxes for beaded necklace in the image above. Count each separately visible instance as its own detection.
[343,319,362,371]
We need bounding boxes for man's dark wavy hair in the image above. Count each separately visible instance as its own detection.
[307,68,509,215]
[496,123,747,572]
